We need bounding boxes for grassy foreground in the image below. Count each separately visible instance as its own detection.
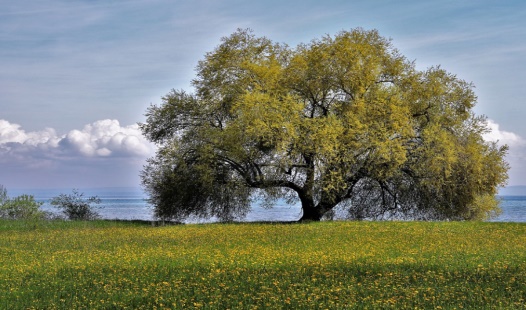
[1,220,525,309]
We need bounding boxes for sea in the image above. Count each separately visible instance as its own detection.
[8,187,526,223]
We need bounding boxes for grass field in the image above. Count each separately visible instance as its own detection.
[1,220,525,309]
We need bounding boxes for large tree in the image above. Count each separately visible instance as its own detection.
[140,28,508,222]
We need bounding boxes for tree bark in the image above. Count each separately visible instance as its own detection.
[299,204,323,221]
[299,198,338,222]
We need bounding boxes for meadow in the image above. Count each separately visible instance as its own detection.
[1,220,525,309]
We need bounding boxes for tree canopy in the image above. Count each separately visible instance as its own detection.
[140,28,508,222]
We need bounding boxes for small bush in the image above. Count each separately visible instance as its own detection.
[50,189,101,220]
[0,185,47,220]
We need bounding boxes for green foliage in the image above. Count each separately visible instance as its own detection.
[1,221,525,308]
[141,28,508,222]
[142,148,251,221]
[0,185,46,221]
[0,195,45,220]
[50,189,101,220]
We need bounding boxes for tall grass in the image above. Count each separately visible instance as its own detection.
[1,220,525,309]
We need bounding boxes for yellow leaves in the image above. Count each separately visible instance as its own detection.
[241,56,282,91]
[145,28,508,222]
[419,123,459,180]
[230,91,302,158]
[297,115,344,158]
[407,113,508,220]
[464,194,502,221]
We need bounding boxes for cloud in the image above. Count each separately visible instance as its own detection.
[0,118,156,188]
[483,119,525,147]
[0,119,154,161]
[59,119,153,157]
[482,119,526,186]
[0,119,59,146]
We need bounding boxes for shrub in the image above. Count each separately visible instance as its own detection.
[0,185,47,220]
[50,189,101,220]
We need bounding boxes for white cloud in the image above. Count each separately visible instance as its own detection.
[59,119,153,157]
[0,119,154,160]
[0,119,26,144]
[0,119,60,147]
[483,119,525,147]
[482,119,526,186]
[0,118,156,188]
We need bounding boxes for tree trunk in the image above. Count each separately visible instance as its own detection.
[299,203,324,222]
[298,198,338,222]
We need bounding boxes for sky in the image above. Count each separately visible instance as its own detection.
[1,0,526,190]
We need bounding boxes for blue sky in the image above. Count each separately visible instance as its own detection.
[1,0,525,189]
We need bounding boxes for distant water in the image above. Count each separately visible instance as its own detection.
[8,188,526,223]
[492,196,526,223]
[11,188,302,223]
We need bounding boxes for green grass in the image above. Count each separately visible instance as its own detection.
[1,220,525,309]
